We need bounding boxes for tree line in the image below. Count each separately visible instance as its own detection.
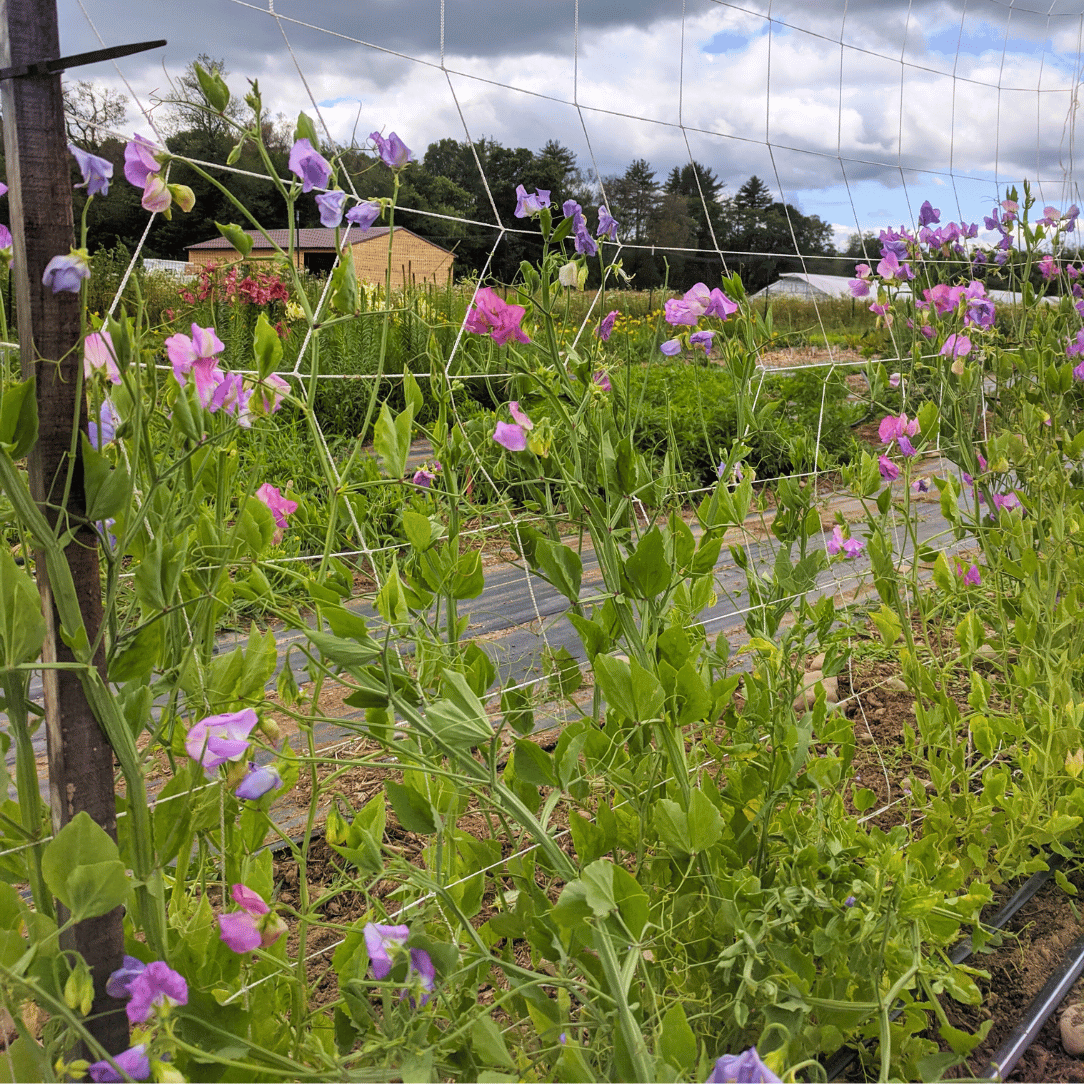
[39,59,842,294]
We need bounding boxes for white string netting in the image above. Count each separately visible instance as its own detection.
[47,0,1078,922]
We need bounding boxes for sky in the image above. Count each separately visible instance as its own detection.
[54,0,1084,253]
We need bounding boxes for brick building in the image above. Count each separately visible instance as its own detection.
[186,227,454,288]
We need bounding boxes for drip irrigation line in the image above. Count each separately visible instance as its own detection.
[824,854,1063,1082]
[981,932,1084,1082]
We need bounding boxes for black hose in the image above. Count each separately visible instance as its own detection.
[824,856,1062,1081]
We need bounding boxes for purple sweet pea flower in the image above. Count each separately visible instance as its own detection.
[912,477,930,493]
[88,399,121,451]
[898,434,917,456]
[941,333,972,359]
[123,134,161,189]
[844,895,857,907]
[562,199,582,219]
[125,961,187,1025]
[316,190,346,228]
[689,330,715,353]
[235,763,281,800]
[705,288,739,320]
[69,143,113,197]
[42,251,90,293]
[848,277,870,298]
[406,947,436,1007]
[573,215,598,257]
[106,956,146,1000]
[364,922,409,979]
[288,138,332,193]
[592,370,612,391]
[888,372,902,388]
[660,338,682,356]
[878,455,900,482]
[597,206,619,240]
[827,526,864,558]
[493,421,527,451]
[956,561,981,586]
[514,185,550,218]
[346,200,381,231]
[88,1044,150,1083]
[597,309,619,341]
[218,884,283,953]
[412,467,435,487]
[664,298,699,326]
[185,708,259,776]
[370,131,413,170]
[918,200,940,227]
[706,1047,782,1083]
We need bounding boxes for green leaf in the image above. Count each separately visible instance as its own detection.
[546,646,583,698]
[0,377,37,459]
[594,653,664,723]
[375,402,412,478]
[308,626,381,671]
[402,370,424,416]
[688,789,723,853]
[329,252,358,315]
[294,111,321,150]
[452,551,485,600]
[580,859,617,917]
[532,538,582,604]
[195,62,231,112]
[215,221,253,259]
[624,527,669,598]
[252,312,283,377]
[108,620,163,683]
[81,435,130,522]
[654,798,690,856]
[659,1003,697,1073]
[472,1016,515,1070]
[501,685,535,736]
[568,812,608,864]
[569,612,609,660]
[0,548,43,667]
[513,739,557,788]
[402,509,436,552]
[41,812,130,921]
[385,780,438,835]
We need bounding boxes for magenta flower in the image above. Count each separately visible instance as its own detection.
[878,455,899,482]
[251,373,291,417]
[878,413,919,444]
[88,400,121,451]
[597,309,619,341]
[689,330,715,353]
[509,401,533,430]
[494,421,527,451]
[955,561,981,586]
[88,1044,150,1083]
[941,333,971,359]
[123,134,161,189]
[347,200,381,231]
[42,251,90,293]
[992,491,1022,513]
[185,709,258,776]
[218,884,284,953]
[660,338,682,356]
[316,190,346,228]
[165,323,226,408]
[826,526,863,558]
[209,370,249,424]
[364,922,409,979]
[597,206,619,240]
[125,961,187,1025]
[69,143,113,197]
[84,330,121,384]
[848,277,870,298]
[256,483,299,544]
[235,763,281,800]
[370,131,413,170]
[592,370,612,391]
[0,224,11,253]
[918,200,940,227]
[898,435,917,457]
[412,467,435,487]
[106,956,146,999]
[288,138,332,192]
[514,185,550,218]
[705,288,739,320]
[912,477,930,493]
[706,1047,781,1083]
[1039,254,1058,281]
[464,287,530,346]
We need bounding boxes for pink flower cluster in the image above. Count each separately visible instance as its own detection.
[464,287,530,346]
[218,884,286,953]
[180,264,290,309]
[659,282,738,355]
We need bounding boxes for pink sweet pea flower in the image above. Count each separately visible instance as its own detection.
[125,962,187,1025]
[166,323,226,408]
[84,331,121,384]
[878,413,919,444]
[592,370,612,391]
[664,297,699,326]
[140,175,171,214]
[218,884,284,953]
[464,287,530,346]
[251,373,291,417]
[955,561,982,586]
[256,483,299,544]
[941,333,971,359]
[878,455,900,482]
[888,372,902,388]
[186,709,258,776]
[509,401,533,430]
[493,421,527,451]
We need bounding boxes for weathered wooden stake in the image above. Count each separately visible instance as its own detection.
[0,0,127,1054]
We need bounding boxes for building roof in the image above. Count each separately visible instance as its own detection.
[187,226,451,255]
[751,272,858,300]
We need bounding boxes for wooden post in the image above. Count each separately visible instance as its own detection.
[0,0,127,1055]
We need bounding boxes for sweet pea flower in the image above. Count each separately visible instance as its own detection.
[558,261,579,288]
[42,250,90,293]
[316,190,346,228]
[878,413,919,444]
[123,135,161,189]
[84,330,121,384]
[106,956,146,999]
[412,467,436,487]
[956,561,982,586]
[878,455,900,481]
[140,174,171,215]
[235,762,281,800]
[165,323,226,408]
[88,400,121,451]
[660,338,682,356]
[597,309,619,341]
[918,200,940,227]
[169,183,195,213]
[251,373,291,417]
[826,526,863,558]
[573,215,598,256]
[592,370,612,391]
[288,138,332,192]
[464,287,530,346]
[912,477,931,493]
[346,200,381,231]
[705,288,739,320]
[992,491,1022,513]
[941,333,971,359]
[218,884,284,953]
[88,1044,150,1083]
[1039,254,1058,281]
[364,922,409,979]
[69,143,113,197]
[597,206,619,240]
[664,298,699,326]
[689,330,715,353]
[186,708,258,776]
[257,483,299,544]
[888,372,902,388]
[706,1047,782,1083]
[125,961,187,1025]
[514,185,550,218]
[370,130,413,170]
[405,948,436,1007]
[848,276,870,298]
